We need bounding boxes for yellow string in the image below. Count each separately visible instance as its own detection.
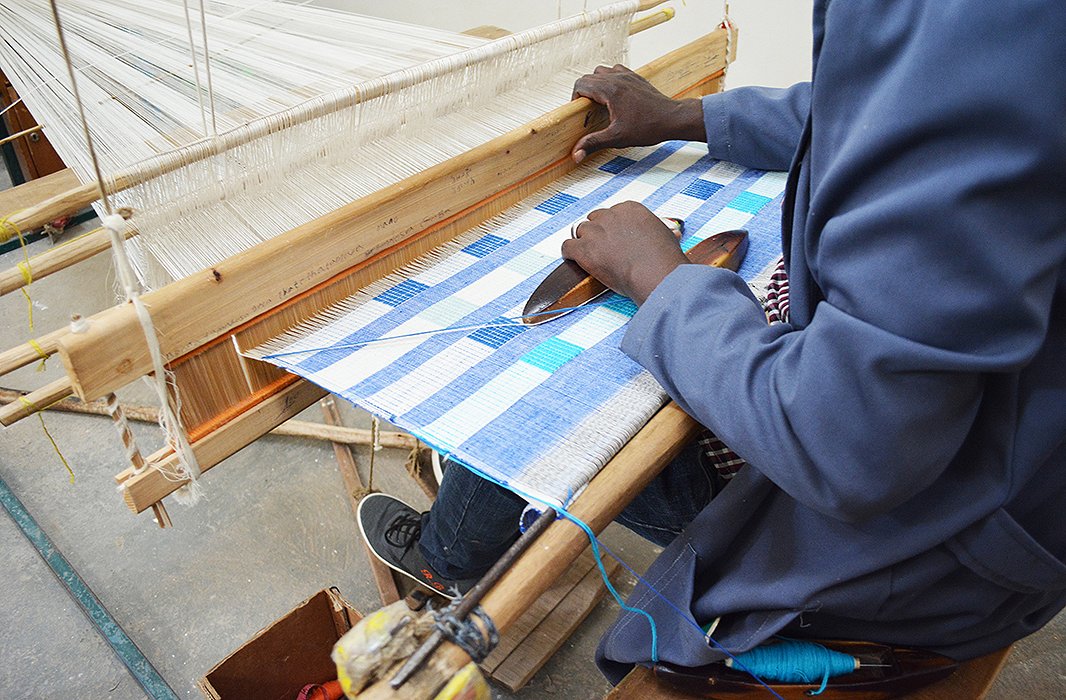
[1,216,35,330]
[18,396,75,483]
[28,338,49,372]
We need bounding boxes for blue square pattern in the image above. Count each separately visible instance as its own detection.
[534,192,580,215]
[373,279,429,307]
[469,321,527,349]
[727,191,772,214]
[599,156,638,174]
[604,296,638,318]
[520,337,584,373]
[680,178,724,200]
[462,234,509,258]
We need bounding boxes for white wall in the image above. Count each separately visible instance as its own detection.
[314,1,813,89]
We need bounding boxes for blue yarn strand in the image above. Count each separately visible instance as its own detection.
[729,640,856,696]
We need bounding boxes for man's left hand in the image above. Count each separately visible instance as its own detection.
[561,201,688,305]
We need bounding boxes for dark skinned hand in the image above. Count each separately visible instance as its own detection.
[561,201,689,306]
[571,64,705,163]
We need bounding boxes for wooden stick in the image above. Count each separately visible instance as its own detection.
[629,7,674,35]
[0,386,418,449]
[56,29,731,401]
[0,376,73,426]
[360,402,702,699]
[0,225,137,297]
[0,327,65,377]
[4,10,673,234]
[321,396,403,606]
[0,124,43,147]
[116,380,325,513]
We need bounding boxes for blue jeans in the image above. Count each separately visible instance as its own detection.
[418,442,720,580]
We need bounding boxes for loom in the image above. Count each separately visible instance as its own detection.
[0,1,737,694]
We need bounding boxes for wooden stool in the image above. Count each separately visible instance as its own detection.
[605,646,1013,699]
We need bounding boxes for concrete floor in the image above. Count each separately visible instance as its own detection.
[0,177,1063,698]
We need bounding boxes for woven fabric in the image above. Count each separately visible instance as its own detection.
[251,142,786,508]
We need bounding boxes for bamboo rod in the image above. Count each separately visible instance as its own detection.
[0,124,43,147]
[0,376,73,426]
[4,9,670,234]
[0,225,136,297]
[57,29,730,401]
[0,327,65,376]
[0,386,417,449]
[360,402,701,699]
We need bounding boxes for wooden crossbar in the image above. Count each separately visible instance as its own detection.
[55,28,731,402]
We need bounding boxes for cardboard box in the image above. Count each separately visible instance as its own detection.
[199,588,362,700]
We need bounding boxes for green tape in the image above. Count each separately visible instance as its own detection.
[0,476,178,699]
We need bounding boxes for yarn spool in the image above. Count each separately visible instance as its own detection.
[726,640,859,695]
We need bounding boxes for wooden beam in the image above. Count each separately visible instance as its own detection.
[357,401,702,699]
[0,167,81,226]
[117,379,325,513]
[0,386,417,449]
[57,29,731,401]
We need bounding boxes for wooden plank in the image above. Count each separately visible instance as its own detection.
[320,395,402,607]
[0,167,80,219]
[481,548,596,672]
[605,665,702,700]
[56,29,731,401]
[461,25,511,40]
[358,401,702,699]
[118,379,325,513]
[906,646,1012,700]
[490,555,620,692]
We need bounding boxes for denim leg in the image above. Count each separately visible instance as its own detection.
[418,463,527,580]
[614,441,718,547]
[419,443,717,578]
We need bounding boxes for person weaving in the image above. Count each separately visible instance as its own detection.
[361,0,1066,682]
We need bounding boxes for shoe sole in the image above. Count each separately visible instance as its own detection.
[356,493,459,601]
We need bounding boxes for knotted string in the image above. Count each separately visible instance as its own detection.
[1,216,35,329]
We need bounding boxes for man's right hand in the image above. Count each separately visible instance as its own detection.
[571,64,706,163]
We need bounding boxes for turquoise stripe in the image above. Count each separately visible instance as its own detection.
[520,337,584,372]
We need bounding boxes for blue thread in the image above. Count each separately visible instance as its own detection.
[728,640,856,695]
[261,301,617,359]
[434,461,781,700]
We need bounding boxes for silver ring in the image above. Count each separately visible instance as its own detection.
[570,218,588,239]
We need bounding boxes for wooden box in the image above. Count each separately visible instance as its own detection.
[198,588,361,700]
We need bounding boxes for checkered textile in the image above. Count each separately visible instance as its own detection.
[250,142,787,508]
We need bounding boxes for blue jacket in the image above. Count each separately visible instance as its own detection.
[598,0,1066,680]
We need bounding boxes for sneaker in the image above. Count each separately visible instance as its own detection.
[357,492,476,600]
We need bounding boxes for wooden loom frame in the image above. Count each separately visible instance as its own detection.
[1,16,733,696]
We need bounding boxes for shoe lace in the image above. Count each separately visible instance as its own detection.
[384,513,422,551]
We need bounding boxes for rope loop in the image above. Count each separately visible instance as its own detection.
[433,602,499,663]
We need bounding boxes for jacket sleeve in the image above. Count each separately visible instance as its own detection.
[626,3,1066,523]
[701,83,810,170]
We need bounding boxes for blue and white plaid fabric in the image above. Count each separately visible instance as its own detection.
[250,142,785,508]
